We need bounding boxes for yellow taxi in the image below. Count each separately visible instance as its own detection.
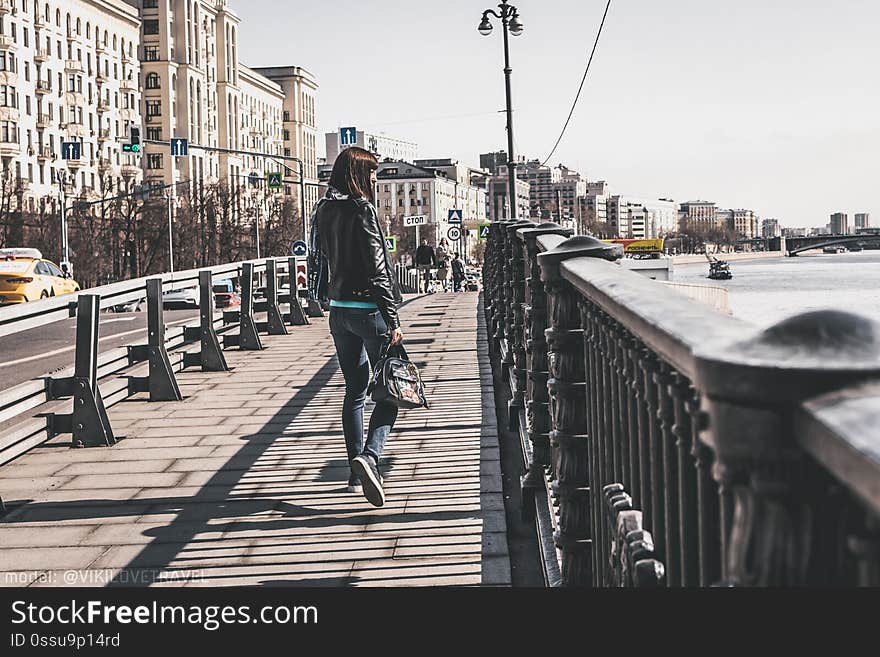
[0,248,80,305]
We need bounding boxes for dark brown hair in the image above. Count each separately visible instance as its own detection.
[329,146,379,201]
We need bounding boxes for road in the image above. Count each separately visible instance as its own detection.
[0,308,200,390]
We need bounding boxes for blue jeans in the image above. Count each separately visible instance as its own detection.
[329,306,399,469]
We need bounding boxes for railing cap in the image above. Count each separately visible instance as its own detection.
[538,235,623,282]
[695,310,880,403]
[505,219,538,236]
[517,222,573,242]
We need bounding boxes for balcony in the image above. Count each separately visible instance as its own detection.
[96,99,111,114]
[34,48,49,62]
[36,146,52,161]
[65,123,86,138]
[96,41,106,54]
[35,80,52,95]
[97,158,113,174]
[66,30,77,43]
[0,0,13,15]
[122,52,133,65]
[33,13,45,29]
[36,113,51,129]
[66,91,85,106]
[0,140,21,156]
[0,35,15,50]
[120,108,138,121]
[95,71,107,86]
[97,128,111,142]
[0,106,18,122]
[121,164,140,179]
[120,78,136,93]
[64,60,84,74]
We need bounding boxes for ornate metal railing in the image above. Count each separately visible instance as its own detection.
[484,221,880,587]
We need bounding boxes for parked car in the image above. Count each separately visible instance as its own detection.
[162,286,199,308]
[213,279,240,309]
[0,248,80,305]
[111,297,146,313]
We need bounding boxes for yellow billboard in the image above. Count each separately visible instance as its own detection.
[603,239,664,253]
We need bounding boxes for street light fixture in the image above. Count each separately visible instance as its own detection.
[478,1,524,220]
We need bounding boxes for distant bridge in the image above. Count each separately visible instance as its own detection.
[784,234,880,256]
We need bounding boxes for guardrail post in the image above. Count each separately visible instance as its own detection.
[485,221,510,349]
[237,262,263,350]
[538,235,625,587]
[45,294,115,448]
[264,259,288,336]
[127,278,182,401]
[504,221,537,426]
[286,257,309,326]
[517,223,573,518]
[499,221,535,367]
[184,270,229,371]
[693,309,880,586]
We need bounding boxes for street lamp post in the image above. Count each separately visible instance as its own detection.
[479,1,524,221]
[164,191,174,273]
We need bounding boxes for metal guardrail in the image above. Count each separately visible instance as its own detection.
[0,257,318,468]
[484,220,880,587]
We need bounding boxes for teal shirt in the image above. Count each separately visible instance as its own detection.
[330,299,378,309]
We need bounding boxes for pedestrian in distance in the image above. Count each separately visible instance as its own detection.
[414,238,436,294]
[451,253,466,292]
[308,146,403,507]
[435,238,451,292]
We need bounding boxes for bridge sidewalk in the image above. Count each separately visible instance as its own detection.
[0,292,510,587]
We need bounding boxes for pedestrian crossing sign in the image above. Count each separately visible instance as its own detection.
[479,224,491,240]
[385,236,396,253]
[267,172,283,188]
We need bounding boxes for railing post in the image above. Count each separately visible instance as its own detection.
[485,221,510,349]
[264,259,289,336]
[693,310,880,586]
[238,262,263,350]
[516,222,572,518]
[126,278,182,402]
[499,220,535,367]
[286,257,309,326]
[537,235,622,586]
[183,270,229,371]
[45,294,115,448]
[504,221,537,423]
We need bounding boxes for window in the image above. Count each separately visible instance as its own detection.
[145,72,160,89]
[143,20,159,36]
[0,121,18,143]
[143,0,158,7]
[147,153,162,169]
[144,46,159,61]
[146,126,160,140]
[282,110,289,121]
[0,52,15,73]
[146,100,161,116]
[283,129,290,140]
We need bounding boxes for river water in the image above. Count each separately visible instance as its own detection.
[672,251,880,328]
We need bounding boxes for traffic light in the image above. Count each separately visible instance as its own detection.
[124,126,141,153]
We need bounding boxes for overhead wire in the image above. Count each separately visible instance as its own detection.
[540,0,613,166]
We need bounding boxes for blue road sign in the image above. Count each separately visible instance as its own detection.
[479,224,491,240]
[340,126,357,147]
[267,172,283,188]
[61,141,81,160]
[448,209,463,224]
[170,138,189,157]
[291,240,308,257]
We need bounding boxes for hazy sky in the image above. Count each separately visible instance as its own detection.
[237,1,879,227]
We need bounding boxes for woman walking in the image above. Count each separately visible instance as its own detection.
[435,238,451,292]
[309,147,403,507]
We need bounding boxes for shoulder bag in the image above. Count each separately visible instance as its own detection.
[368,341,429,410]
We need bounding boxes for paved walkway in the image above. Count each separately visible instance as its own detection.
[0,292,509,587]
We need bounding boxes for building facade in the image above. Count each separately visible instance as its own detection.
[830,212,848,234]
[325,129,417,166]
[374,160,486,262]
[854,212,870,229]
[0,0,143,211]
[679,201,717,231]
[761,218,781,238]
[252,65,319,218]
[485,172,530,221]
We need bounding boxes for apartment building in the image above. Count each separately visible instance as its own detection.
[678,200,717,231]
[731,208,757,239]
[374,160,486,260]
[0,0,142,210]
[325,129,417,166]
[762,218,781,238]
[484,172,530,221]
[854,212,870,229]
[252,66,319,218]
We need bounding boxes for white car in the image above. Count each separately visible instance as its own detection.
[162,286,199,307]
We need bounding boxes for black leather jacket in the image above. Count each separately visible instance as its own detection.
[314,195,402,330]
